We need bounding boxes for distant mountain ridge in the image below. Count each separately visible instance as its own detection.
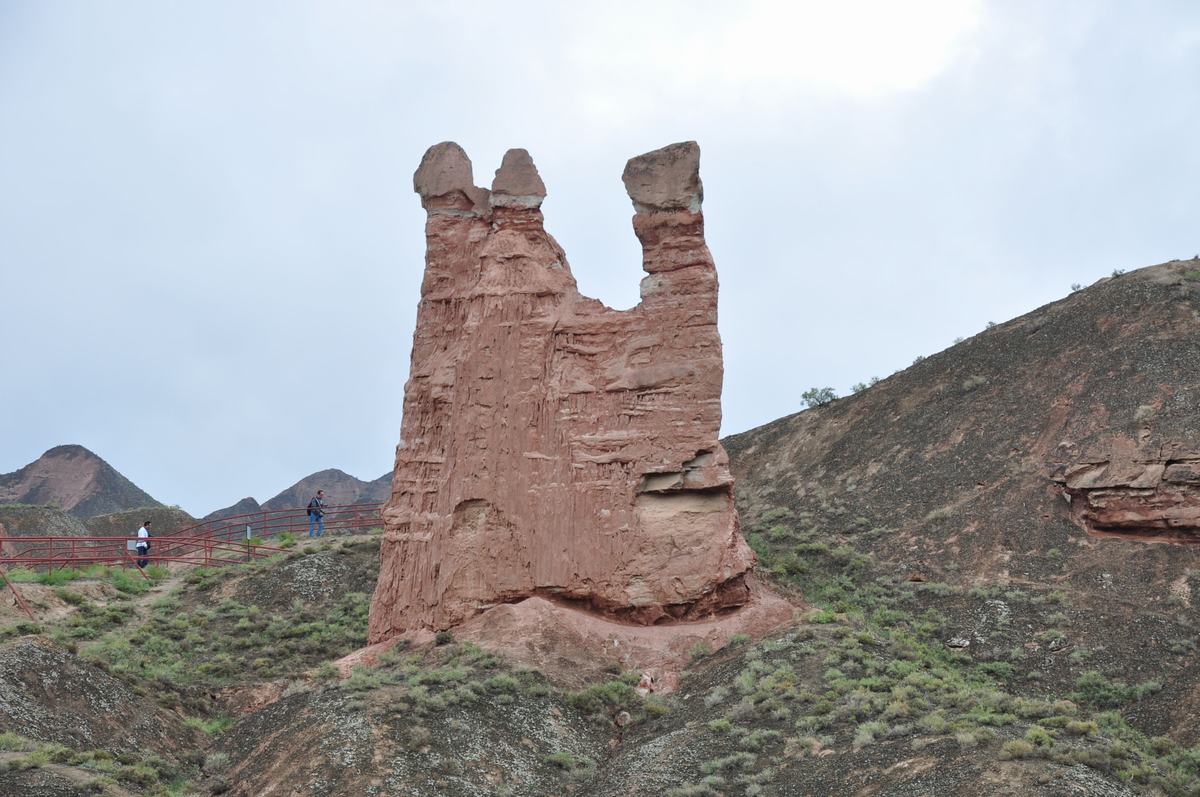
[0,445,390,528]
[201,469,391,522]
[0,445,161,519]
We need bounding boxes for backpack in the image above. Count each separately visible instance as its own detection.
[307,497,322,517]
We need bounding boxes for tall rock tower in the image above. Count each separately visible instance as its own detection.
[368,142,757,643]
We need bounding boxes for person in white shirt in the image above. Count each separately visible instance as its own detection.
[136,520,151,568]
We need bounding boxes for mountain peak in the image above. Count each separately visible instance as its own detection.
[0,445,161,519]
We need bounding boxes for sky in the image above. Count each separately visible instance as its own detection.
[1,1,1197,516]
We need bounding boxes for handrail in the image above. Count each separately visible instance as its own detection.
[0,502,384,568]
[164,502,384,541]
[1,536,289,569]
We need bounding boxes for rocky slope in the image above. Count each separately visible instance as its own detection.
[3,531,1195,795]
[725,259,1200,586]
[0,445,161,519]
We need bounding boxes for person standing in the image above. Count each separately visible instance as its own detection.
[136,520,151,568]
[307,490,326,538]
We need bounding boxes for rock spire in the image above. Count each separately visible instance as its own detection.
[369,142,758,641]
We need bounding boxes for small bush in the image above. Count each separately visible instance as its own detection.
[434,630,454,646]
[184,716,232,736]
[853,721,888,748]
[707,718,732,733]
[1000,739,1036,759]
[962,375,988,391]
[110,569,150,595]
[801,387,838,408]
[55,589,87,606]
[1071,671,1161,708]
[202,752,231,775]
[544,751,577,770]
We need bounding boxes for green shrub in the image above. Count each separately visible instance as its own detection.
[568,678,640,716]
[801,387,838,408]
[4,568,38,583]
[38,568,83,586]
[700,751,756,775]
[1071,671,1161,708]
[54,588,87,606]
[707,718,732,733]
[184,715,231,736]
[853,721,888,747]
[1000,739,1036,759]
[110,569,150,595]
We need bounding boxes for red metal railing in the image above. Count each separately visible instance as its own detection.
[0,503,384,620]
[0,536,289,570]
[163,502,384,545]
[0,502,383,570]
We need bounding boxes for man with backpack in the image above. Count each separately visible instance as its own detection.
[307,490,326,538]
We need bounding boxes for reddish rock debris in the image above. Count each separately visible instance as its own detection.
[368,142,758,640]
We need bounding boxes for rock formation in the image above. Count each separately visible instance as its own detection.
[1053,439,1200,542]
[368,142,760,641]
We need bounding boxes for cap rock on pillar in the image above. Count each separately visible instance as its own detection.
[490,148,546,209]
[413,141,491,213]
[621,141,703,213]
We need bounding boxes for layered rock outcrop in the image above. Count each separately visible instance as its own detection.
[1052,441,1200,542]
[368,142,758,641]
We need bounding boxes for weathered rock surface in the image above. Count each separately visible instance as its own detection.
[370,142,758,641]
[1052,439,1200,542]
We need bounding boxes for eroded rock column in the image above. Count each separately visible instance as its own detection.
[368,142,756,641]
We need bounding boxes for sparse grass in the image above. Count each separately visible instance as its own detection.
[85,588,371,700]
[923,506,953,523]
[710,506,1200,794]
[183,715,232,737]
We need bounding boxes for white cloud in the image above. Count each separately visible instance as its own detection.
[562,0,984,124]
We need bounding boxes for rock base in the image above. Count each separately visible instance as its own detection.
[344,582,796,692]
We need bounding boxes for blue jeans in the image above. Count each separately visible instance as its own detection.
[308,513,325,537]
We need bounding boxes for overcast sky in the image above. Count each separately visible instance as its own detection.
[2,1,1197,516]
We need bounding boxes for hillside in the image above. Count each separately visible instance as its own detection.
[725,259,1200,585]
[84,507,198,537]
[1,261,1198,796]
[0,445,161,519]
[723,260,1200,742]
[0,504,90,538]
